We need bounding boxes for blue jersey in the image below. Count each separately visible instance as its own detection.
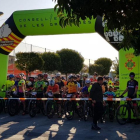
[82,86,88,94]
[104,91,115,97]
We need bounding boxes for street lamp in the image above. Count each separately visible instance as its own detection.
[0,12,4,16]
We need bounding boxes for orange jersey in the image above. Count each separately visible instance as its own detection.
[47,84,59,93]
[66,81,77,93]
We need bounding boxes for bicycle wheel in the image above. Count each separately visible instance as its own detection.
[8,99,19,116]
[77,101,84,119]
[84,101,89,121]
[29,100,37,118]
[64,101,74,120]
[0,99,4,113]
[46,101,54,119]
[116,105,130,125]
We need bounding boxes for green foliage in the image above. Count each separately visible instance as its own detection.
[42,52,61,72]
[112,57,119,75]
[94,58,112,75]
[57,49,84,74]
[53,0,140,55]
[89,64,103,75]
[15,52,44,77]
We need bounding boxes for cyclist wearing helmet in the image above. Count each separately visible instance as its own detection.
[55,73,65,94]
[81,79,92,97]
[93,72,98,83]
[73,75,81,92]
[43,73,49,93]
[66,74,77,96]
[47,80,60,96]
[47,80,61,117]
[82,73,88,87]
[1,74,15,94]
[121,72,139,124]
[76,74,82,87]
[34,74,45,98]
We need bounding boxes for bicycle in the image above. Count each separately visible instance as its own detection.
[8,91,29,116]
[64,93,84,120]
[116,96,140,125]
[46,92,62,119]
[29,92,47,117]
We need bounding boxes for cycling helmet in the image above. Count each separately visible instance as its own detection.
[38,74,43,78]
[73,75,77,79]
[26,81,32,86]
[94,72,98,76]
[68,74,73,79]
[83,73,88,78]
[19,73,25,77]
[49,79,55,86]
[76,74,80,78]
[129,72,135,77]
[85,79,91,84]
[56,72,61,77]
[43,73,48,78]
[9,74,14,79]
[61,77,65,80]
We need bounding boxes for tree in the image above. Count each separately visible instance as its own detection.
[15,52,44,79]
[94,58,112,75]
[41,52,61,72]
[89,64,103,75]
[57,49,84,77]
[53,0,140,55]
[112,57,119,76]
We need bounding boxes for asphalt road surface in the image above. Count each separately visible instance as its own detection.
[0,113,139,140]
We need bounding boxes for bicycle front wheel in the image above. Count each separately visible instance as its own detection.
[116,105,130,125]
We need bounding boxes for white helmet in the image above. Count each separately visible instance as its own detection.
[85,79,91,84]
[27,81,32,86]
[56,72,61,77]
[49,80,55,86]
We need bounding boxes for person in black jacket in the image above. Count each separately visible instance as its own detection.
[90,77,104,130]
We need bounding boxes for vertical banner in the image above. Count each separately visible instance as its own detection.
[119,49,140,95]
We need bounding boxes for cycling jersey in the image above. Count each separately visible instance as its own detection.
[127,80,138,98]
[67,81,77,94]
[18,79,25,93]
[47,84,59,93]
[55,80,64,89]
[4,80,15,91]
[82,85,92,94]
[104,91,115,98]
[34,81,45,92]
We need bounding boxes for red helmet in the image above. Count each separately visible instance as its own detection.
[16,75,21,79]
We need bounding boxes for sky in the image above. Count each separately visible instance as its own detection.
[0,0,118,65]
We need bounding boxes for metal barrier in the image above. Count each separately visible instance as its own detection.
[0,98,140,101]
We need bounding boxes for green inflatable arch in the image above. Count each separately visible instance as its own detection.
[0,8,140,97]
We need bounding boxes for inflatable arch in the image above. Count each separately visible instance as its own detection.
[0,8,140,95]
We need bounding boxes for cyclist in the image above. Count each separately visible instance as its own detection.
[1,74,15,95]
[46,79,61,117]
[66,74,78,97]
[34,74,46,112]
[82,73,88,87]
[81,79,92,97]
[93,72,98,83]
[120,72,139,124]
[34,74,45,98]
[76,74,83,87]
[16,73,26,115]
[73,75,81,93]
[43,73,49,93]
[55,73,65,95]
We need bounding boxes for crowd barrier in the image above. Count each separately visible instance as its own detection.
[0,98,140,101]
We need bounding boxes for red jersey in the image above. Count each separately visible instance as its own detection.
[47,84,59,93]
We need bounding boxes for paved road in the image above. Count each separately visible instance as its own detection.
[0,113,139,140]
